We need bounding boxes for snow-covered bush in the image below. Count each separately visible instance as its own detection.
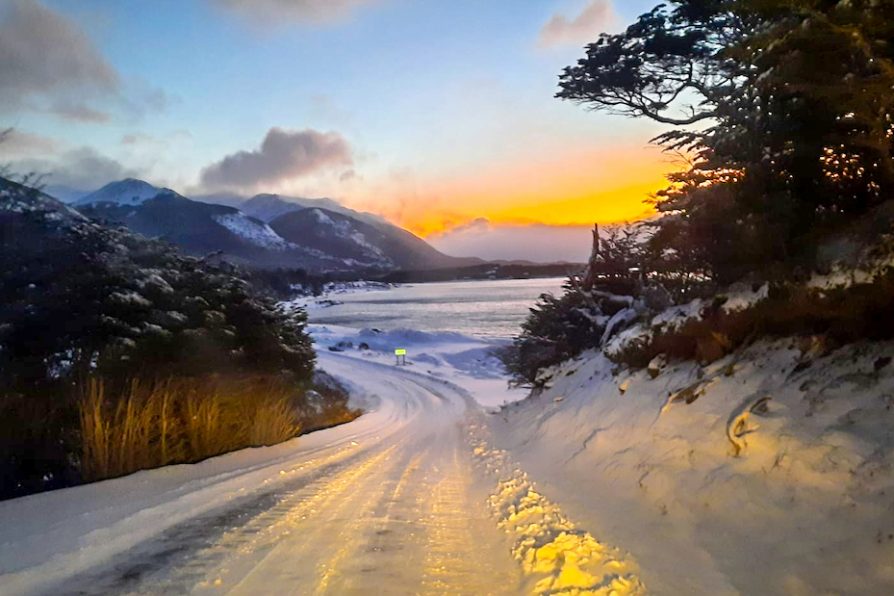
[0,177,321,497]
[609,271,894,369]
[501,229,649,385]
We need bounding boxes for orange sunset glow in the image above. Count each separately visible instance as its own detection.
[353,144,672,238]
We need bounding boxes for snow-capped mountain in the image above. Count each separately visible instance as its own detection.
[76,189,328,269]
[74,178,170,207]
[270,207,481,271]
[67,179,477,272]
[240,193,390,228]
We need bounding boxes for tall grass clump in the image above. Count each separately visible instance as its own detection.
[79,375,302,482]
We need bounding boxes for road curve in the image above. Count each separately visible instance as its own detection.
[0,353,520,595]
[0,352,644,595]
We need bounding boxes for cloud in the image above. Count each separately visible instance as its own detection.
[212,0,378,25]
[430,221,593,263]
[438,217,491,236]
[200,127,353,191]
[121,133,154,146]
[49,100,111,123]
[0,129,59,158]
[13,147,138,191]
[538,0,616,48]
[0,0,119,117]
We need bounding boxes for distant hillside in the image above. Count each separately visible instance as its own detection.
[240,193,390,228]
[77,190,342,271]
[380,262,583,283]
[71,179,478,273]
[270,207,481,272]
[74,178,171,207]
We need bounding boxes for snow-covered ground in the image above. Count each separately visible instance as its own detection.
[310,324,526,409]
[3,279,893,594]
[0,331,641,594]
[211,213,291,251]
[488,339,894,594]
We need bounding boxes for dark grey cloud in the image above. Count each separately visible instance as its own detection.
[0,128,59,157]
[212,0,378,25]
[49,100,112,123]
[14,147,138,191]
[0,0,119,117]
[538,0,615,48]
[200,128,353,191]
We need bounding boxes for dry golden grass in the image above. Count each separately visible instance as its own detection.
[79,375,302,482]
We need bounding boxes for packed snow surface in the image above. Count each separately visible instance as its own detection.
[490,340,894,594]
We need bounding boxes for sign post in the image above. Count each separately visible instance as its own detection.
[394,348,407,366]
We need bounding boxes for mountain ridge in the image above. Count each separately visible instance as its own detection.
[64,178,479,273]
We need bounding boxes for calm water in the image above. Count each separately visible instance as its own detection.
[309,278,566,339]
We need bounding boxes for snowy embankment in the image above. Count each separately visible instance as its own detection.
[489,338,894,594]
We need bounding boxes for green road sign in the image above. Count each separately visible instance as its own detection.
[394,348,407,356]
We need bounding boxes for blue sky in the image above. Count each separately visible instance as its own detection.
[1,0,669,261]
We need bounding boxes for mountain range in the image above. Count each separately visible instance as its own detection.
[65,179,479,273]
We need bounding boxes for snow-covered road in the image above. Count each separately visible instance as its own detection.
[0,350,643,595]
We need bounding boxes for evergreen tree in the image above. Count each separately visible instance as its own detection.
[559,0,894,282]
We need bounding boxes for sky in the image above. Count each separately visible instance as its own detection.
[0,0,673,262]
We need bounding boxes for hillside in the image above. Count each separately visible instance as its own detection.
[0,175,350,498]
[240,193,388,227]
[270,207,480,272]
[74,178,170,207]
[77,189,329,270]
[74,180,477,273]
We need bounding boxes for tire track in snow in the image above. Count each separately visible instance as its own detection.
[220,440,409,594]
[418,443,521,595]
[44,440,390,595]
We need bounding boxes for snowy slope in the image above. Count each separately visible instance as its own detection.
[488,339,894,594]
[74,178,168,207]
[211,212,290,251]
[0,353,530,595]
[0,313,651,595]
[241,192,390,228]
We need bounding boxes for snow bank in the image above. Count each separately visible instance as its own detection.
[467,421,645,594]
[0,371,399,595]
[489,339,894,593]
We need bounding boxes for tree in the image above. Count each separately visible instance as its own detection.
[501,227,648,385]
[559,0,894,283]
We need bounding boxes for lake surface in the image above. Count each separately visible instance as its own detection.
[309,278,566,339]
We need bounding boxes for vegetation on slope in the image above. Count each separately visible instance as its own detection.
[0,177,356,498]
[503,0,894,384]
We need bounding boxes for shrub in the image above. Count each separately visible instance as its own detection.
[0,176,325,497]
[611,270,894,369]
[500,227,650,386]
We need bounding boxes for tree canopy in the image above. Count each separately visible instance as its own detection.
[559,0,894,283]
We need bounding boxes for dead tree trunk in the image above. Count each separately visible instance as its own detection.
[583,223,600,288]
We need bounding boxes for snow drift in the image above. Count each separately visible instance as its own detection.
[489,338,894,594]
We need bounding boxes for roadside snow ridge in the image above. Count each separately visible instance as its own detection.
[468,421,645,595]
